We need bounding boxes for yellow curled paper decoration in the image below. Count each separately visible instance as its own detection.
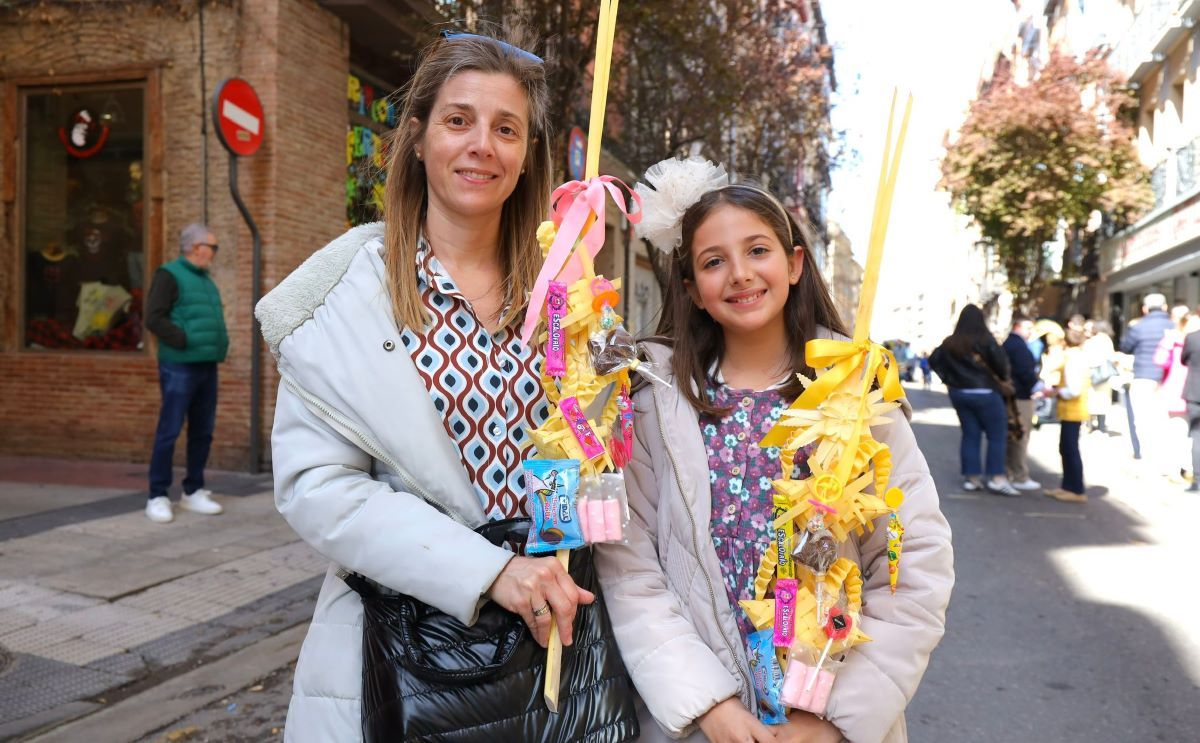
[761,339,903,448]
[739,599,776,632]
[792,559,872,653]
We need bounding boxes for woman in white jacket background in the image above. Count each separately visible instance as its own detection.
[255,30,595,741]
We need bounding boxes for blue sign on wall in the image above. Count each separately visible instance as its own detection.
[567,126,586,181]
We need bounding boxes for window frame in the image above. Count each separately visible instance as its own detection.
[4,65,164,356]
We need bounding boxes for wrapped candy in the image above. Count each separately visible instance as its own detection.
[795,507,838,622]
[524,459,584,554]
[739,598,787,725]
[884,488,905,594]
[576,472,628,544]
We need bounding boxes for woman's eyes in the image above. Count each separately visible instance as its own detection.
[447,115,468,127]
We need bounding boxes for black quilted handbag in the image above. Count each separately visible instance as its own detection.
[341,518,640,742]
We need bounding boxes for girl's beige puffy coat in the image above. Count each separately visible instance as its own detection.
[594,341,954,743]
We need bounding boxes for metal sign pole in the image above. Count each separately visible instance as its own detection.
[228,154,263,474]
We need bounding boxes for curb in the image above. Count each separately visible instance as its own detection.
[25,623,306,742]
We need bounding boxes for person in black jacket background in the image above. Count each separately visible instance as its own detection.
[1180,326,1200,492]
[930,305,1020,496]
[1002,314,1041,491]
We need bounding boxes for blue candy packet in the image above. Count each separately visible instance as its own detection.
[523,459,585,555]
[747,629,788,725]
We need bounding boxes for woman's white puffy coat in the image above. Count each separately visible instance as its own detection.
[256,223,514,742]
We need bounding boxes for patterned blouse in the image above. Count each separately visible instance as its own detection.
[700,379,813,641]
[400,239,550,521]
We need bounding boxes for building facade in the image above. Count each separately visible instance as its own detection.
[0,0,647,471]
[1099,0,1200,331]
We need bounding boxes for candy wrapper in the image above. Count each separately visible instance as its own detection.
[747,628,788,725]
[576,472,629,544]
[524,459,584,554]
[587,317,670,387]
[545,281,567,378]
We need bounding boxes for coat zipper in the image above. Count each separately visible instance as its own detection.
[652,386,753,706]
[280,372,469,527]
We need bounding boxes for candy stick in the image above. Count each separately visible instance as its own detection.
[806,608,853,692]
[543,548,572,713]
[544,0,622,714]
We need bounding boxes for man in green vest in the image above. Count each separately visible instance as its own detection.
[143,223,229,523]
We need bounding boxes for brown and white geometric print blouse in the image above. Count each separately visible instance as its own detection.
[400,238,550,521]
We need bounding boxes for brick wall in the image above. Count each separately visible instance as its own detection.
[0,0,348,474]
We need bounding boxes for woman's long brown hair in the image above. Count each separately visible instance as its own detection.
[654,186,848,417]
[383,28,553,331]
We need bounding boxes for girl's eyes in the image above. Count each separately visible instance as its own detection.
[749,245,770,256]
[702,256,724,270]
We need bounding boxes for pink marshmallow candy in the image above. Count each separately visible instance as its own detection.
[586,499,607,543]
[780,662,834,714]
[602,498,623,541]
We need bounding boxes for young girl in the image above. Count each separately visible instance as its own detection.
[596,157,954,743]
[1046,328,1090,503]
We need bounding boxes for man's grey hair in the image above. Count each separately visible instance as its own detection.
[179,223,212,255]
[1143,293,1167,313]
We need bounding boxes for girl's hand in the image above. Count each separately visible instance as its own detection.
[775,711,842,743]
[485,555,594,648]
[697,698,778,743]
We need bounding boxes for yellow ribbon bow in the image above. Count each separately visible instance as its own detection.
[760,339,904,448]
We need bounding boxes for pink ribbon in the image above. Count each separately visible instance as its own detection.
[519,176,641,346]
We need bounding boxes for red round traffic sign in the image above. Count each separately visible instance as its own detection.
[212,78,264,157]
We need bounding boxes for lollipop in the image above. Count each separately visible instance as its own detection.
[807,607,853,693]
[795,502,838,622]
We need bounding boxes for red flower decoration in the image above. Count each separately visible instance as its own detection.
[824,607,852,641]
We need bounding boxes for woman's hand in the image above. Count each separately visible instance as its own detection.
[775,711,842,743]
[485,555,594,648]
[697,698,777,743]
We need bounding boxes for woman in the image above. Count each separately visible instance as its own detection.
[1083,320,1116,433]
[1045,329,1090,503]
[254,31,595,740]
[929,305,1020,495]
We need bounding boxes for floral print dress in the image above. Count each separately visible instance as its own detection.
[700,380,813,641]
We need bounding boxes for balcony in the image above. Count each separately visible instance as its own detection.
[1109,0,1200,84]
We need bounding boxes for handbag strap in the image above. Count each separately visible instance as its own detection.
[971,351,1010,393]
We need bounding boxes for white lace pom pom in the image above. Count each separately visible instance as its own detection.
[634,156,729,254]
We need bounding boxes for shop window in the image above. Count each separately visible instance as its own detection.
[346,73,396,226]
[21,84,146,351]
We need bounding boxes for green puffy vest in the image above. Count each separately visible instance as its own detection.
[157,257,229,363]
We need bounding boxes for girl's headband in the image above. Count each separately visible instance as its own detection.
[633,156,796,255]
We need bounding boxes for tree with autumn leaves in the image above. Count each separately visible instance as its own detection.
[940,51,1152,309]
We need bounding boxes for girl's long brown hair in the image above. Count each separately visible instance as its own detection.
[654,186,848,417]
[383,28,553,331]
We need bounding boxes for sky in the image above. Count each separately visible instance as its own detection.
[822,0,1021,341]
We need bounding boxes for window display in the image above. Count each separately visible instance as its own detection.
[23,85,145,351]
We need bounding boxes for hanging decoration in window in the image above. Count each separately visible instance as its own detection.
[57,107,110,158]
[347,74,396,226]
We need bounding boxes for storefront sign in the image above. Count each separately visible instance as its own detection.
[567,127,586,181]
[57,107,110,158]
[1104,191,1200,275]
[213,78,264,157]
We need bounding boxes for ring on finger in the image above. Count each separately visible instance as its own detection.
[532,603,551,617]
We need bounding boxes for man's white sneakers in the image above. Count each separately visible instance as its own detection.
[180,489,224,515]
[1012,479,1041,491]
[146,496,174,523]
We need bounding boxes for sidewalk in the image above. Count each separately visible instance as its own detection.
[0,460,321,741]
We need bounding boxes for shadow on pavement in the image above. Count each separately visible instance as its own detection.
[904,386,1198,742]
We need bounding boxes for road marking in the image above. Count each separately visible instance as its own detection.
[944,493,983,500]
[1023,511,1086,519]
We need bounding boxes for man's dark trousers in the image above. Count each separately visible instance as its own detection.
[149,360,218,499]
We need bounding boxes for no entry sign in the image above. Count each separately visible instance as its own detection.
[212,78,264,157]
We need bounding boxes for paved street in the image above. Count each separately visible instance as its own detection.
[906,385,1200,742]
[2,386,1199,741]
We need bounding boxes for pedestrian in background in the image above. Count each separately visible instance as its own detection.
[919,351,932,389]
[143,223,228,523]
[1120,293,1174,474]
[1083,320,1116,434]
[1155,306,1195,481]
[1001,314,1040,490]
[1180,319,1200,492]
[1046,328,1090,503]
[930,304,1020,496]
